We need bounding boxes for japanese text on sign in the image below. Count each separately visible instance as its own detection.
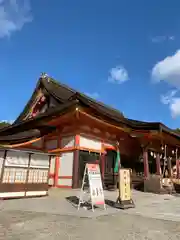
[87,164,105,205]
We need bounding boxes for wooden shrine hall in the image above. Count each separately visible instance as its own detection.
[0,73,180,196]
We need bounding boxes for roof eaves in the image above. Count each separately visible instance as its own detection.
[0,100,79,136]
[160,123,180,139]
[73,93,127,126]
[77,92,124,116]
[127,119,161,130]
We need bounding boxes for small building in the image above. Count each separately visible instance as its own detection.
[0,147,52,198]
[0,73,180,194]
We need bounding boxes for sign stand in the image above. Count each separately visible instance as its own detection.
[78,163,106,212]
[115,168,135,209]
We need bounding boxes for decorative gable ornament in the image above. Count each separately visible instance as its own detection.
[41,73,48,78]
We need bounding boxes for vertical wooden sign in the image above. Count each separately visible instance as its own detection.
[115,168,135,209]
[119,168,131,201]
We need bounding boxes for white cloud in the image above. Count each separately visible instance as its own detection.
[169,36,175,41]
[85,92,100,99]
[151,49,180,118]
[151,36,166,43]
[151,50,180,88]
[0,0,32,38]
[151,35,175,43]
[160,90,177,105]
[160,90,180,118]
[170,98,180,118]
[108,65,129,84]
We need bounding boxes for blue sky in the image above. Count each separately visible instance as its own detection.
[1,0,180,129]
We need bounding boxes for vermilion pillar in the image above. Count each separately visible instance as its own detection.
[72,135,80,188]
[176,159,180,179]
[143,150,149,178]
[54,156,60,187]
[156,153,161,175]
[101,153,105,180]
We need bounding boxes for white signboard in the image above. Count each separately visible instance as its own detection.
[78,163,106,211]
[87,164,105,205]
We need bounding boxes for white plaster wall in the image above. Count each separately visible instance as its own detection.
[58,152,73,177]
[58,178,72,186]
[61,136,75,148]
[5,151,29,167]
[79,135,102,150]
[49,156,56,174]
[30,154,49,169]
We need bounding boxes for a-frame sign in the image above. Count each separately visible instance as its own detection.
[78,163,106,212]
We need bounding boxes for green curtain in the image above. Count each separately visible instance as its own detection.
[114,150,121,173]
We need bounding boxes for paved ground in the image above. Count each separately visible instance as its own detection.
[1,189,180,239]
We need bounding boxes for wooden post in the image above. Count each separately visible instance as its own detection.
[167,157,172,178]
[72,135,80,188]
[156,153,161,175]
[0,150,7,185]
[72,150,79,188]
[54,156,60,187]
[143,150,149,178]
[176,149,179,179]
[101,153,105,180]
[176,159,180,179]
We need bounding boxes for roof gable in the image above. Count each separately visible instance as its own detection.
[14,73,125,124]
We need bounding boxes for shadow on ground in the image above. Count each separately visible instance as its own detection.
[66,196,117,210]
[66,196,99,210]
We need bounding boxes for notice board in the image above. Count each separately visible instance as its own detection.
[78,163,106,211]
[87,163,105,205]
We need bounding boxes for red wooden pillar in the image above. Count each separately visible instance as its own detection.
[101,153,105,179]
[54,133,61,187]
[72,135,80,189]
[143,150,149,178]
[176,159,180,179]
[101,141,105,179]
[156,153,161,175]
[54,156,60,187]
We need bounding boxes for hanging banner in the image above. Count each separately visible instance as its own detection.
[87,163,105,205]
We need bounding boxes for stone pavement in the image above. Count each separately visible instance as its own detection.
[1,189,180,221]
[1,207,180,239]
[1,189,180,239]
[126,190,180,222]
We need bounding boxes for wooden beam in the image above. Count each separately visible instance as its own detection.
[47,111,76,126]
[78,110,130,133]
